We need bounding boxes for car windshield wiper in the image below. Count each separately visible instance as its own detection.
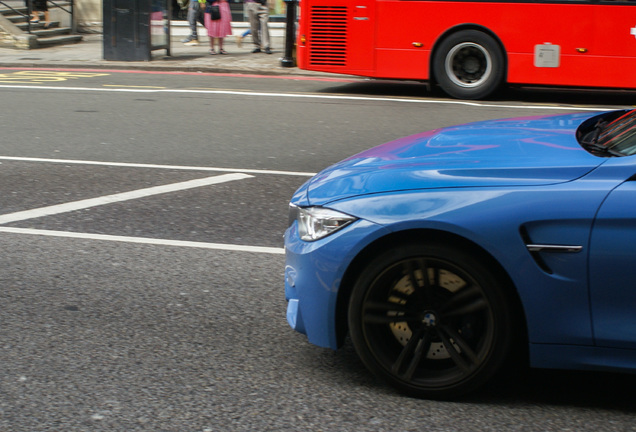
[581,119,606,146]
[583,141,624,157]
[580,118,626,157]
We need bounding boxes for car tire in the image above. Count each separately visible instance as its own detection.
[432,30,505,100]
[348,242,513,399]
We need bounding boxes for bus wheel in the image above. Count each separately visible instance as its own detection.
[433,30,504,100]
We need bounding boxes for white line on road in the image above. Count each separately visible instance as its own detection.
[0,173,253,225]
[0,84,611,111]
[0,156,317,177]
[0,227,285,254]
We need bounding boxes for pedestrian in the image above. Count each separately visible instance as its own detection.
[205,0,232,55]
[246,0,272,54]
[30,0,51,28]
[182,0,206,46]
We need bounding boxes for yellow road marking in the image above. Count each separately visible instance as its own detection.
[103,85,166,89]
[0,71,110,83]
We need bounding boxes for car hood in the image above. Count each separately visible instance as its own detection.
[302,112,606,206]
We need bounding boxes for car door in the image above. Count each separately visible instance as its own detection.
[589,180,636,349]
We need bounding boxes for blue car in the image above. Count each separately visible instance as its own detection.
[284,109,636,399]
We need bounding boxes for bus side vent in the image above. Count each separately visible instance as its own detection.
[309,6,348,67]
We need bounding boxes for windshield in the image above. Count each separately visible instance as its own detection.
[577,109,636,157]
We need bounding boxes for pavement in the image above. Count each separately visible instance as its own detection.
[0,26,346,78]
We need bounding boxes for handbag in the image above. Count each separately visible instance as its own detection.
[207,4,221,20]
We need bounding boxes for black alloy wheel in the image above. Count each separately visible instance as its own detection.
[348,243,513,399]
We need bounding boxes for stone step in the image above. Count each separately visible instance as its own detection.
[36,33,82,48]
[5,12,29,23]
[0,5,28,15]
[0,0,79,49]
[15,20,61,31]
[33,26,74,38]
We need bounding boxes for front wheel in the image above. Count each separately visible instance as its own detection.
[348,243,513,399]
[432,30,505,100]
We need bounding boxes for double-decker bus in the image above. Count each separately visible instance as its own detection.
[295,0,636,99]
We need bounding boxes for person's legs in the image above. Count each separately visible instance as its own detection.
[31,0,43,22]
[188,3,198,38]
[247,2,262,52]
[209,37,217,54]
[195,2,205,27]
[257,5,271,52]
[183,2,201,43]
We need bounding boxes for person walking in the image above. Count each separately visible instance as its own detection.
[30,0,51,28]
[205,0,232,55]
[246,0,272,54]
[182,0,206,45]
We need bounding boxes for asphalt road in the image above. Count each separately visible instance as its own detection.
[1,69,636,431]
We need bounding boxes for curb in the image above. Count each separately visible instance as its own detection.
[0,34,357,80]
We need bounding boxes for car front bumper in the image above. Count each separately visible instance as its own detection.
[284,218,389,350]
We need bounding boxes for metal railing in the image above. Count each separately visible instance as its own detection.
[0,0,75,33]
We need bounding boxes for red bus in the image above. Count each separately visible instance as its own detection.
[295,0,636,99]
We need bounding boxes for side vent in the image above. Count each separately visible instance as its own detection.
[519,225,553,274]
[309,6,348,66]
[520,225,583,275]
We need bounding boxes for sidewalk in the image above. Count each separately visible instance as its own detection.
[0,27,346,78]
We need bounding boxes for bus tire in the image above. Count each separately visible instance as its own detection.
[433,30,505,100]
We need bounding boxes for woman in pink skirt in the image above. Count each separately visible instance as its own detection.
[205,0,233,55]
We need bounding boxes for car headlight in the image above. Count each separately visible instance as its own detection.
[289,204,357,241]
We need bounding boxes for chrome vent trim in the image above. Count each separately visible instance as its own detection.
[526,244,583,253]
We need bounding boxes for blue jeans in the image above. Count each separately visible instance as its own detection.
[187,1,205,39]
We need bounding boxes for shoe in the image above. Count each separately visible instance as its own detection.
[30,19,39,23]
[181,36,195,43]
[184,39,200,46]
[43,23,52,29]
[251,48,261,53]
[219,49,228,55]
[209,49,217,55]
[236,35,243,48]
[264,47,272,54]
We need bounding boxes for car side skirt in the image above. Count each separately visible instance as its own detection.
[530,344,636,372]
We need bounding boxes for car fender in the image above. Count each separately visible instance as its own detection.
[329,182,612,346]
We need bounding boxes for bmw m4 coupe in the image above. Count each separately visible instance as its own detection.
[284,109,636,399]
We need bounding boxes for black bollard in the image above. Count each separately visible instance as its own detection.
[280,0,297,67]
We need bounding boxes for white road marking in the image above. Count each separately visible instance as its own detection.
[0,227,285,254]
[0,159,287,253]
[0,84,612,111]
[0,156,317,177]
[0,173,252,225]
